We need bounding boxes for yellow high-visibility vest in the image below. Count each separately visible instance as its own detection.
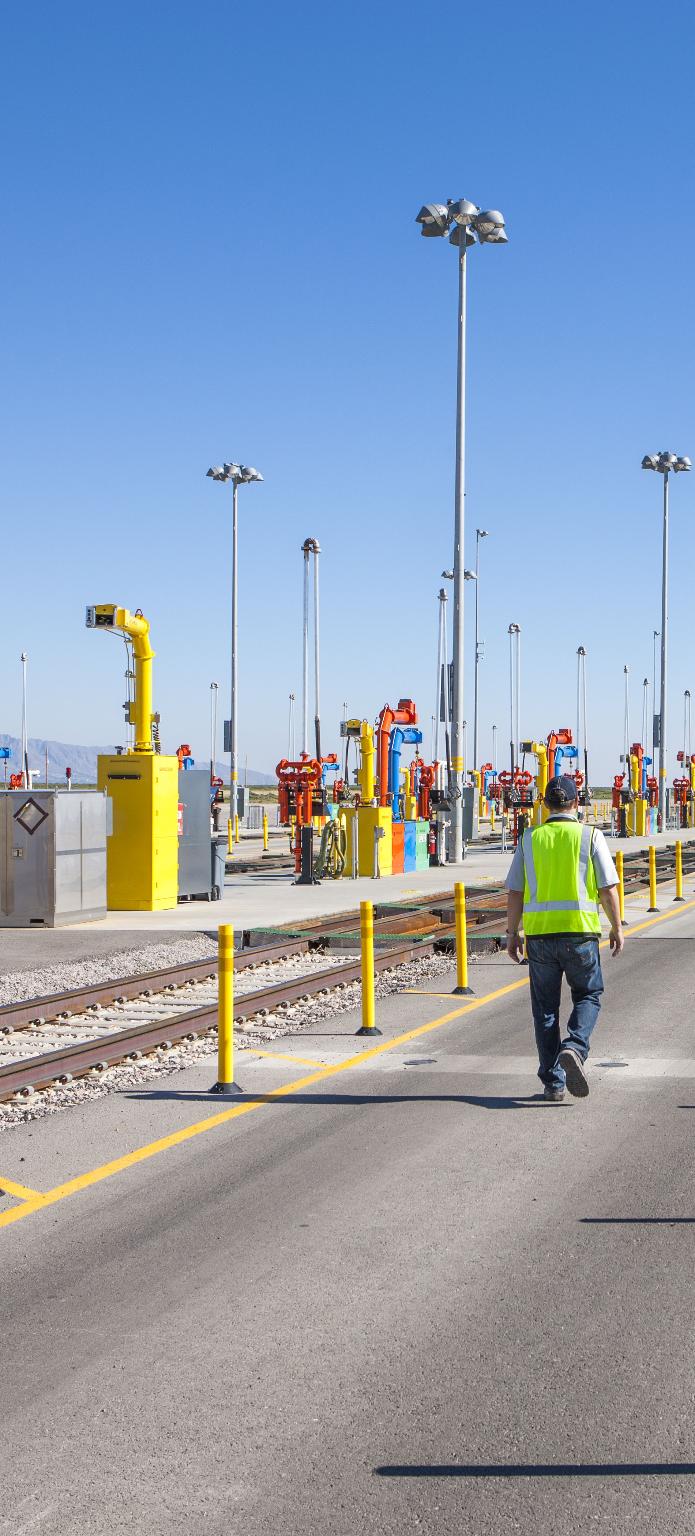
[522,820,601,936]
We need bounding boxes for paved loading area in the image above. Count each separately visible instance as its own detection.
[2,887,695,1533]
[1,824,691,954]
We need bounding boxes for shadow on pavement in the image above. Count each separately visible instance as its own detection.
[123,1088,555,1109]
[374,1462,695,1478]
[581,1217,695,1225]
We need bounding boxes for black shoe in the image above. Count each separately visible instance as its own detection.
[544,1084,566,1103]
[558,1048,589,1098]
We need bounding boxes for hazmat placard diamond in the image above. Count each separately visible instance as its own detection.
[13,798,49,836]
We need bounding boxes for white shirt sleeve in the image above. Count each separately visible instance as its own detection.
[505,841,525,892]
[591,829,618,888]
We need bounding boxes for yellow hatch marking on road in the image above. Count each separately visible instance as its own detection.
[2,896,695,1234]
[0,1176,42,1201]
[243,1047,326,1068]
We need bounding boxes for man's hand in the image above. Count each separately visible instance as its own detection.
[507,930,525,964]
[609,926,624,957]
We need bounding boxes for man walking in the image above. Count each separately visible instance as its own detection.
[506,775,624,1101]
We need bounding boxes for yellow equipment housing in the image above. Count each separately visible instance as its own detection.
[97,753,179,910]
[356,805,393,877]
[87,603,179,911]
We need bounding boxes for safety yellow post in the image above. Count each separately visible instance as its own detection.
[211,925,242,1095]
[648,842,658,912]
[453,881,473,995]
[615,849,625,923]
[262,811,269,852]
[490,805,495,834]
[234,813,240,844]
[356,900,381,1035]
[675,838,684,900]
[227,817,233,855]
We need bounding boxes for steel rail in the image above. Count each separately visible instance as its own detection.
[0,932,441,1102]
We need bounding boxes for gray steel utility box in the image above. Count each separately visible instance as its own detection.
[178,770,213,900]
[0,789,108,927]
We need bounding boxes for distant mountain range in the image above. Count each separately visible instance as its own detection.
[0,735,275,786]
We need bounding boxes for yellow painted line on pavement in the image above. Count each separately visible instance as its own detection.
[244,1047,326,1068]
[2,896,695,1234]
[0,1176,42,1201]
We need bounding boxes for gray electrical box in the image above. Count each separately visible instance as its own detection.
[178,770,213,900]
[0,790,108,927]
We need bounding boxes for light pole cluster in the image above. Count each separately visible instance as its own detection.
[417,198,507,862]
[641,451,691,826]
[206,462,263,828]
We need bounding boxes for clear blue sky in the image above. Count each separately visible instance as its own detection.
[2,0,694,782]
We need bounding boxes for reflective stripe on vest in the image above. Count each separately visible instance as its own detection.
[521,821,601,935]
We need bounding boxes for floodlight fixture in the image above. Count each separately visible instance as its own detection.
[463,569,477,581]
[475,210,505,235]
[416,203,450,236]
[448,198,480,225]
[441,569,454,580]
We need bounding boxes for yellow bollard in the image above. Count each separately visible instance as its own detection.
[262,811,269,852]
[227,817,233,855]
[615,849,625,923]
[675,838,684,900]
[234,813,240,844]
[490,805,495,834]
[453,881,473,995]
[211,925,242,1095]
[648,842,658,912]
[356,900,381,1035]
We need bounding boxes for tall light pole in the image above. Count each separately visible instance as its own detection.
[20,651,28,788]
[652,629,660,766]
[288,693,296,760]
[209,681,219,785]
[473,528,489,773]
[206,461,263,827]
[642,451,691,827]
[508,623,521,776]
[301,538,321,759]
[416,197,508,861]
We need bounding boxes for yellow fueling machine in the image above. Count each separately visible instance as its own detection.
[87,604,179,910]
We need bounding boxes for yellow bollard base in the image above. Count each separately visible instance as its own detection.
[356,1024,382,1036]
[453,985,474,996]
[210,1081,243,1096]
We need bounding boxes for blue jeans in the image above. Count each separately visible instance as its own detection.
[526,935,604,1089]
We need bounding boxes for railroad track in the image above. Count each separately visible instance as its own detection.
[1,847,691,1106]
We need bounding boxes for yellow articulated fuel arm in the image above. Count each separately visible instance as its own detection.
[86,604,155,752]
[87,603,179,911]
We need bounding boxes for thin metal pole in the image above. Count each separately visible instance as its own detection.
[642,679,649,754]
[20,651,28,787]
[441,589,451,783]
[435,589,446,762]
[492,723,497,774]
[313,543,321,761]
[210,682,218,784]
[623,665,630,773]
[473,533,480,771]
[450,238,467,864]
[652,629,659,767]
[582,650,589,793]
[509,626,515,777]
[230,480,239,826]
[515,627,521,766]
[659,472,669,828]
[288,693,295,760]
[302,545,309,756]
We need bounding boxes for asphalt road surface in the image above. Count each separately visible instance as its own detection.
[3,906,695,1535]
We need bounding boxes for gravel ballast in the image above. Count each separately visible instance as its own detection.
[0,950,464,1132]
